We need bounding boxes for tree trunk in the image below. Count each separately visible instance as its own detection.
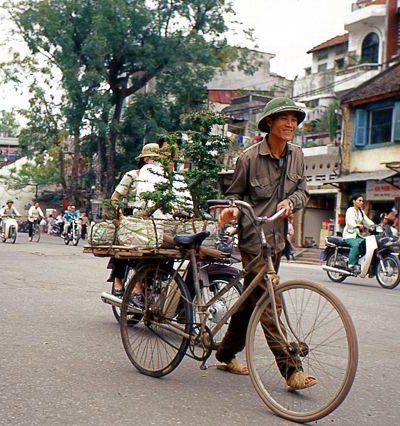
[57,136,68,201]
[70,132,80,205]
[106,89,124,196]
[97,134,107,195]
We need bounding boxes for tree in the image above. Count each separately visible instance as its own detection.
[0,110,20,137]
[140,109,230,218]
[7,0,253,196]
[16,81,69,196]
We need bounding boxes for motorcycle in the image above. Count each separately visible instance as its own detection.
[1,217,18,244]
[322,228,400,289]
[64,219,81,246]
[50,222,63,237]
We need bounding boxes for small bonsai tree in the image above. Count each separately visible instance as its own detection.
[140,109,230,218]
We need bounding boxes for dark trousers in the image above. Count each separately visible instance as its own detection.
[107,258,128,282]
[28,220,37,238]
[215,251,302,379]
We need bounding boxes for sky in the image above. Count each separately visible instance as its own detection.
[0,0,355,113]
[230,0,355,79]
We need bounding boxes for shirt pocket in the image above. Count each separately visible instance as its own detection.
[249,176,275,201]
[286,173,301,195]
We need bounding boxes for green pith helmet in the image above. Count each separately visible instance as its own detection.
[257,97,306,133]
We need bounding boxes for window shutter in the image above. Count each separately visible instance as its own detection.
[393,101,400,142]
[353,108,368,147]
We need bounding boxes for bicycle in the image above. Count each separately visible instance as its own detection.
[119,200,358,423]
[29,220,41,242]
[109,249,242,338]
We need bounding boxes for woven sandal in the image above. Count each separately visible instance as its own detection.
[286,371,318,390]
[216,359,249,375]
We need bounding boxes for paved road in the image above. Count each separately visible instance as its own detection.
[1,235,399,425]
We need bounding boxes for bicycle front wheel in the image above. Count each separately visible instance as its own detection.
[34,226,41,242]
[120,265,193,378]
[246,279,358,423]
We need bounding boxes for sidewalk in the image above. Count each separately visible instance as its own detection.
[281,247,323,266]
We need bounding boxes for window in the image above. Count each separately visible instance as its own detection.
[306,99,319,108]
[335,58,345,69]
[370,108,393,144]
[315,50,328,60]
[361,33,379,64]
[318,63,328,72]
[353,101,400,148]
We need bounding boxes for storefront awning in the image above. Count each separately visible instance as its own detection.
[324,170,398,184]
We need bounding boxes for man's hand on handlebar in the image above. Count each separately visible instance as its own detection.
[276,199,294,218]
[218,207,240,229]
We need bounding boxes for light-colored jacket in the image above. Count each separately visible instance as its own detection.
[28,206,44,222]
[135,163,192,218]
[114,169,139,207]
[0,206,20,218]
[343,207,374,239]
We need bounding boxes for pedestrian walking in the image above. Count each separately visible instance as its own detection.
[216,97,316,390]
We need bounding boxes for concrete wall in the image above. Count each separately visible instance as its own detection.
[350,144,400,172]
[207,51,292,96]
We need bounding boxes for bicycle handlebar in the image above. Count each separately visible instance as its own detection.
[207,199,286,223]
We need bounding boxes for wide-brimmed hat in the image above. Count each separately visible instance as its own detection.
[257,97,306,133]
[6,199,14,204]
[135,143,160,161]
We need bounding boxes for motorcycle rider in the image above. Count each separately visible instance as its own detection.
[0,200,21,237]
[343,194,375,272]
[28,201,45,241]
[63,205,79,236]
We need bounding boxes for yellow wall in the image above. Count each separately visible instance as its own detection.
[350,145,400,172]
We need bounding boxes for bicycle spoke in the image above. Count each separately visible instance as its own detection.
[247,280,357,423]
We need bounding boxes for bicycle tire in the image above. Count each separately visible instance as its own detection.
[120,265,192,378]
[34,225,41,243]
[246,279,358,423]
[112,267,142,325]
[326,253,347,283]
[376,254,400,289]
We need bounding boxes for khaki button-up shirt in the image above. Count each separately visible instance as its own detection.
[226,139,309,255]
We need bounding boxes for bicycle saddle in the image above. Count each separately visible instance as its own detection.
[174,231,211,247]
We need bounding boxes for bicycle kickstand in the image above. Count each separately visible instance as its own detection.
[200,360,208,371]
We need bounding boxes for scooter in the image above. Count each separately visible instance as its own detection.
[322,229,400,289]
[1,217,18,244]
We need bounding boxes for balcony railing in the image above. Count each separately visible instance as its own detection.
[352,0,386,11]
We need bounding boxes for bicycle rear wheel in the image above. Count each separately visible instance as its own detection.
[246,279,358,423]
[120,265,192,378]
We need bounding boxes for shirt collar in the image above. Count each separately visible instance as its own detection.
[259,137,292,157]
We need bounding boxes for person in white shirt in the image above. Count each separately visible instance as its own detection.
[28,201,45,241]
[109,143,161,299]
[343,194,375,271]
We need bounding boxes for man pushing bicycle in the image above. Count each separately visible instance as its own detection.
[216,97,318,390]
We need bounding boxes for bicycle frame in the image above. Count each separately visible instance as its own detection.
[152,202,292,347]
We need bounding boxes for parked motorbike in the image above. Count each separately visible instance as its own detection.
[50,222,63,237]
[64,219,81,246]
[1,217,18,244]
[322,228,400,289]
